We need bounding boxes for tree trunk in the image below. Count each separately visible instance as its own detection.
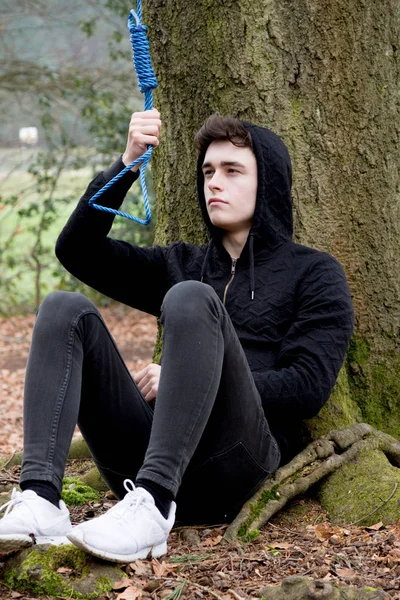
[144,0,400,522]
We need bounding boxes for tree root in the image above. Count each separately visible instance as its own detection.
[224,423,400,541]
[258,575,388,599]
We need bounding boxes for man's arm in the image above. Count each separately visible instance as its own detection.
[56,110,169,316]
[253,254,354,420]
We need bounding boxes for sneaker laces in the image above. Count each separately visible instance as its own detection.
[0,488,23,518]
[110,479,149,521]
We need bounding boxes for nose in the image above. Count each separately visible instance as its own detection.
[207,170,223,191]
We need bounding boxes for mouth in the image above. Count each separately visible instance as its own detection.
[208,198,227,206]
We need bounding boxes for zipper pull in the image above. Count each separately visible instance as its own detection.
[231,258,237,274]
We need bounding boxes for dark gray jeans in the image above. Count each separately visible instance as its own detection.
[21,281,280,523]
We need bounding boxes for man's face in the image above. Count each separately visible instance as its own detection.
[202,140,258,235]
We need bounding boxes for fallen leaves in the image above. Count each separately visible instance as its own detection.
[365,522,384,531]
[113,577,144,600]
[311,523,347,542]
[200,534,223,547]
[335,567,356,578]
[116,586,143,600]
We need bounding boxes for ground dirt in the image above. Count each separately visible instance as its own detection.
[0,307,400,599]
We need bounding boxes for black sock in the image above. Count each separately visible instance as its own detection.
[20,480,61,508]
[135,478,174,519]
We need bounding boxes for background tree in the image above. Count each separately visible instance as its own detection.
[137,0,400,524]
[0,0,155,312]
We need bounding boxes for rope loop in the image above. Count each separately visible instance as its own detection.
[89,0,157,225]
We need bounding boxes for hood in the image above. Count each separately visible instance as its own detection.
[196,122,293,249]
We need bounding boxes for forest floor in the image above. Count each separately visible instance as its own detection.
[0,306,400,599]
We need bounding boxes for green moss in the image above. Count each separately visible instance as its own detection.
[238,486,280,541]
[307,366,361,438]
[93,575,116,596]
[50,544,88,573]
[62,477,99,506]
[346,335,400,438]
[2,545,121,599]
[67,438,92,460]
[318,446,400,525]
[80,467,109,492]
[4,546,83,598]
[291,96,302,119]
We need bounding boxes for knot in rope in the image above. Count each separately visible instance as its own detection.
[128,12,158,95]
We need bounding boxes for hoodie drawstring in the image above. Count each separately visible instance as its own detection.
[249,233,255,300]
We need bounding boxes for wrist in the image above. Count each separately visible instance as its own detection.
[122,153,141,172]
[121,152,141,173]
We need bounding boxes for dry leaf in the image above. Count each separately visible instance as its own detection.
[152,558,169,577]
[365,522,383,531]
[228,589,247,600]
[336,568,356,578]
[270,542,293,550]
[314,524,335,541]
[116,586,143,600]
[130,560,153,577]
[113,578,132,591]
[56,567,73,574]
[200,534,223,547]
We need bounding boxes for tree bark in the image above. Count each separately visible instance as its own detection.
[142,0,400,523]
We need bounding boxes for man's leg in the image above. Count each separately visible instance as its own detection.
[21,291,154,496]
[0,291,154,552]
[136,281,280,523]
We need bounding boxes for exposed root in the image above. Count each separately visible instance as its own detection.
[225,423,400,541]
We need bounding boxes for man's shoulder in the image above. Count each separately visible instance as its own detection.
[164,240,206,258]
[284,240,344,271]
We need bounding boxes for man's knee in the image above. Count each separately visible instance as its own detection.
[38,291,96,322]
[161,281,220,323]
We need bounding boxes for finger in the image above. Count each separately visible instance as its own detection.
[141,108,160,119]
[132,135,160,148]
[130,123,161,140]
[134,365,151,384]
[130,116,161,127]
[145,389,156,402]
[130,107,159,116]
[140,380,154,398]
[136,125,160,136]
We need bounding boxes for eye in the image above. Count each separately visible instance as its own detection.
[203,169,214,176]
[227,168,238,173]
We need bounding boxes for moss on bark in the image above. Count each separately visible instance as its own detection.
[318,446,400,526]
[2,544,123,599]
[346,337,400,439]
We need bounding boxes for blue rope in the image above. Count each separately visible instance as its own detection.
[88,1,157,225]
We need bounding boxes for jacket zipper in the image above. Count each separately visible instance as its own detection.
[223,258,237,305]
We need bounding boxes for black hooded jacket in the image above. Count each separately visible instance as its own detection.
[56,123,354,464]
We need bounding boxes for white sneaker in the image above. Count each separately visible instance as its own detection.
[0,488,72,554]
[67,480,176,563]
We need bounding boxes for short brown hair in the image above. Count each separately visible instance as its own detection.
[195,114,253,153]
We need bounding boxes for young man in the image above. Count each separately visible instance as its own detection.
[0,111,354,562]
